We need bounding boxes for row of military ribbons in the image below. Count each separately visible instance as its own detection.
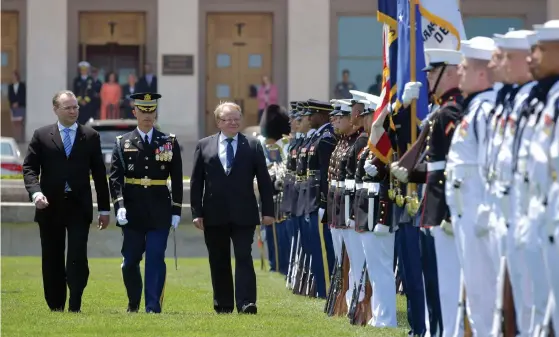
[259,128,407,327]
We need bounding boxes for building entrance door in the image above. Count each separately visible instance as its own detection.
[206,13,273,135]
[79,12,145,82]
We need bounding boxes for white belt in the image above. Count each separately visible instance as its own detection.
[337,182,345,188]
[356,183,364,190]
[363,182,374,190]
[427,161,446,172]
[330,180,337,187]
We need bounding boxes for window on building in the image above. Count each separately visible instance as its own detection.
[463,16,526,39]
[337,16,384,97]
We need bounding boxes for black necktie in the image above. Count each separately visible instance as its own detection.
[144,134,149,145]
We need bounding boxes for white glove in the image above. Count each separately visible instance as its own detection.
[402,82,422,107]
[364,160,378,177]
[171,215,180,229]
[474,204,491,237]
[373,224,390,236]
[514,216,531,248]
[390,162,409,183]
[440,219,454,236]
[345,179,355,191]
[117,208,128,225]
[319,208,325,222]
[346,219,355,228]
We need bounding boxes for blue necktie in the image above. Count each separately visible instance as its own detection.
[63,128,73,191]
[226,138,234,175]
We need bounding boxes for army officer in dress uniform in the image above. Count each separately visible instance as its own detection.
[109,92,183,313]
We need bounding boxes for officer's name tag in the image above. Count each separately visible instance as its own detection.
[124,148,138,152]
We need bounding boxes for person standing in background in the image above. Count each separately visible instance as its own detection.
[257,75,278,123]
[100,72,122,120]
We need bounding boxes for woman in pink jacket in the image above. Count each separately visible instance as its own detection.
[257,75,278,123]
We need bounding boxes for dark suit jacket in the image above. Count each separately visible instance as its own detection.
[23,123,111,225]
[135,75,157,93]
[8,82,26,107]
[190,132,274,227]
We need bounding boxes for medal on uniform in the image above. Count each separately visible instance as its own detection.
[155,148,160,161]
[124,140,130,149]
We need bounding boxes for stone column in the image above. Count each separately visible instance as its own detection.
[548,0,559,20]
[26,0,68,138]
[157,0,199,175]
[287,0,331,102]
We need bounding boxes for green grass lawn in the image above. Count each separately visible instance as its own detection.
[2,257,409,337]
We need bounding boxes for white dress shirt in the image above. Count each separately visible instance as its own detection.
[137,127,154,144]
[58,121,78,147]
[218,132,238,172]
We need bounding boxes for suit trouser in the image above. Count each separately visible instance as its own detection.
[121,226,169,313]
[361,231,397,327]
[309,211,335,298]
[431,227,462,337]
[395,221,427,335]
[420,228,443,336]
[38,195,90,311]
[203,223,256,312]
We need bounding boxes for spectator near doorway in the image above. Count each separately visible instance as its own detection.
[136,63,157,93]
[8,70,26,141]
[100,72,122,120]
[121,73,137,119]
[333,69,357,99]
[368,74,383,96]
[257,75,278,123]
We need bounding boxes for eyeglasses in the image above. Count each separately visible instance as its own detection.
[59,105,80,111]
[219,118,241,124]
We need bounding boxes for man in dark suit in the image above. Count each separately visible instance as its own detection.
[190,101,274,314]
[135,63,157,93]
[22,90,111,313]
[8,70,26,109]
[109,92,183,314]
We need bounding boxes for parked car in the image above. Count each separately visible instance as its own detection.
[86,119,139,173]
[0,137,23,176]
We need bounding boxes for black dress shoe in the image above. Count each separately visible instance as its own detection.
[214,306,234,314]
[127,304,139,313]
[239,303,257,314]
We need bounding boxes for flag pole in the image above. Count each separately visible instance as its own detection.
[408,0,418,203]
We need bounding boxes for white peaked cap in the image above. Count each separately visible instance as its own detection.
[461,36,496,61]
[494,29,533,50]
[533,20,559,43]
[423,48,462,71]
[363,94,382,110]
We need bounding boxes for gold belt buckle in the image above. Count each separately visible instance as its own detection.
[140,178,152,186]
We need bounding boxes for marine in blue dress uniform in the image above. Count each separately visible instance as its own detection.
[108,92,183,313]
